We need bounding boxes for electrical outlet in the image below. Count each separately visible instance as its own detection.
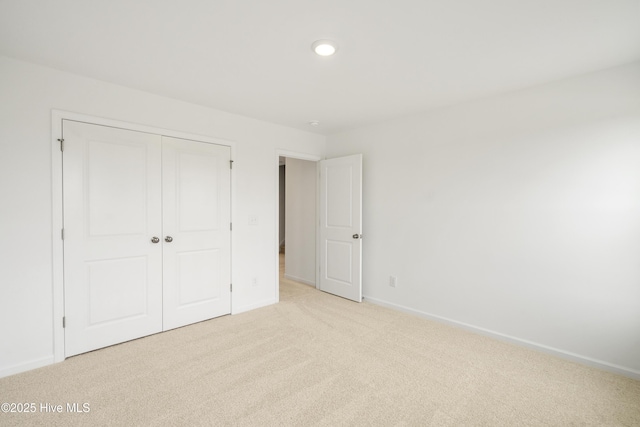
[389,276,397,288]
[251,277,258,287]
[248,215,259,226]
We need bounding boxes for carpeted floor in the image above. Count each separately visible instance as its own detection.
[1,259,639,426]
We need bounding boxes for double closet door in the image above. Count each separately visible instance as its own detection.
[62,120,231,357]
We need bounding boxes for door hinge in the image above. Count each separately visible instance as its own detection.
[61,228,64,240]
[229,160,234,169]
[230,283,233,292]
[62,316,66,328]
[230,222,232,231]
[58,138,64,152]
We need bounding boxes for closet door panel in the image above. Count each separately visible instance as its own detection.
[63,121,163,357]
[162,137,231,330]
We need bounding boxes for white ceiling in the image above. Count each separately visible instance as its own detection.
[1,0,639,135]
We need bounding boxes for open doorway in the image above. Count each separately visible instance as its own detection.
[275,151,363,303]
[277,154,319,298]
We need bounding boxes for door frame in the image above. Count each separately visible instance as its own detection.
[51,110,236,363]
[274,150,322,301]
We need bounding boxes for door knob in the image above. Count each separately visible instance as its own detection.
[165,236,173,243]
[352,234,362,239]
[151,237,160,244]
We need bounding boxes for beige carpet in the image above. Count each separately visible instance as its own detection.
[2,263,639,426]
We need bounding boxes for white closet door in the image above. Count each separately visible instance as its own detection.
[161,137,231,330]
[63,121,163,357]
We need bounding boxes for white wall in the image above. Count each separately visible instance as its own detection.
[284,158,317,285]
[0,56,325,377]
[326,62,640,378]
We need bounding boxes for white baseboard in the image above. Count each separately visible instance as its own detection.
[232,297,277,315]
[284,274,315,287]
[0,355,55,379]
[363,295,640,381]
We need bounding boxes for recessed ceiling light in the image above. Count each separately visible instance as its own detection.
[312,40,338,56]
[308,120,320,127]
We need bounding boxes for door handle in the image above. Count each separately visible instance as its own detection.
[352,234,362,239]
[151,237,160,244]
[165,236,173,243]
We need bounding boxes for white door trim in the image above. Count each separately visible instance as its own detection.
[51,110,235,363]
[274,150,322,302]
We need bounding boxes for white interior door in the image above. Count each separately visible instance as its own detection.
[63,121,163,357]
[162,137,231,330]
[319,154,363,302]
